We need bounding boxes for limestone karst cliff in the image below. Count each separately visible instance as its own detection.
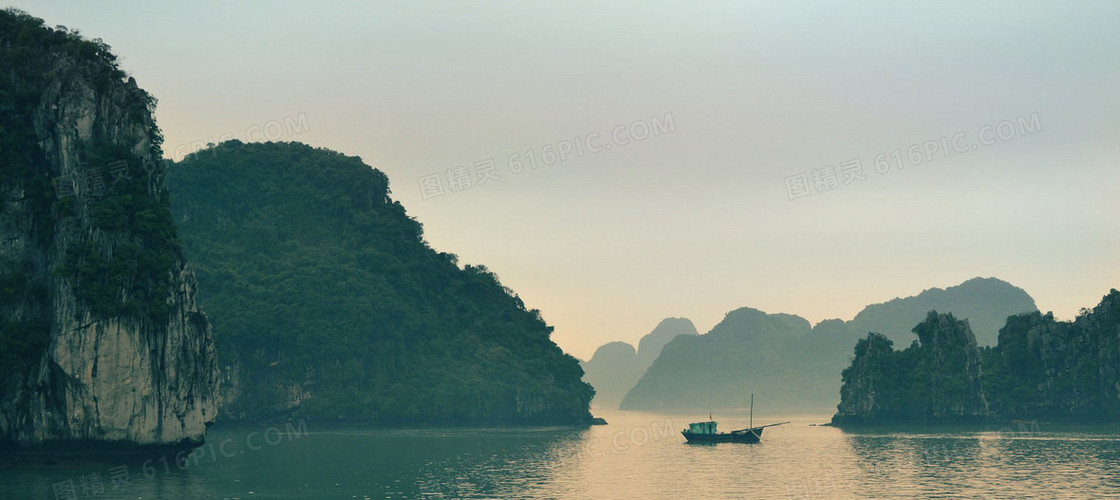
[0,10,217,447]
[832,312,988,425]
[833,291,1120,425]
[983,290,1120,420]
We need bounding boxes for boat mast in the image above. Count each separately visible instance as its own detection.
[749,393,754,429]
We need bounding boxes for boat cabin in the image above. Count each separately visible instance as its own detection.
[687,421,718,435]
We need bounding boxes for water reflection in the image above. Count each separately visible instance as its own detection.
[410,427,588,498]
[3,416,1120,498]
[841,424,1120,499]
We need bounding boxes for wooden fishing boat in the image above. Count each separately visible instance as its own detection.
[681,394,788,444]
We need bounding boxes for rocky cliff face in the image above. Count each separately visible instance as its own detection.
[910,312,988,419]
[832,333,896,422]
[985,290,1120,420]
[833,312,988,425]
[0,11,217,447]
[835,292,1120,425]
[1089,291,1120,415]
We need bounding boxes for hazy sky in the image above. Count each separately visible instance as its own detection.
[18,1,1119,359]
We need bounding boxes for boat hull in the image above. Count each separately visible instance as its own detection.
[681,427,763,444]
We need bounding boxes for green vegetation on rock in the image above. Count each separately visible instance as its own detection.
[982,290,1120,421]
[2,9,176,323]
[0,9,218,447]
[833,312,988,425]
[834,290,1120,424]
[166,141,593,424]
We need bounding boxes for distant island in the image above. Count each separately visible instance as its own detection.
[833,289,1120,425]
[615,277,1036,413]
[580,318,697,409]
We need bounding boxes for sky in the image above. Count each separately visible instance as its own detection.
[14,1,1120,360]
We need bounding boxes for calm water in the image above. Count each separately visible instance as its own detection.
[4,411,1120,499]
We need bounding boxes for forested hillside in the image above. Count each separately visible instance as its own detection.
[166,141,593,424]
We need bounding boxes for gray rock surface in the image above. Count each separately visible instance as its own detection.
[0,25,218,447]
[832,312,989,425]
